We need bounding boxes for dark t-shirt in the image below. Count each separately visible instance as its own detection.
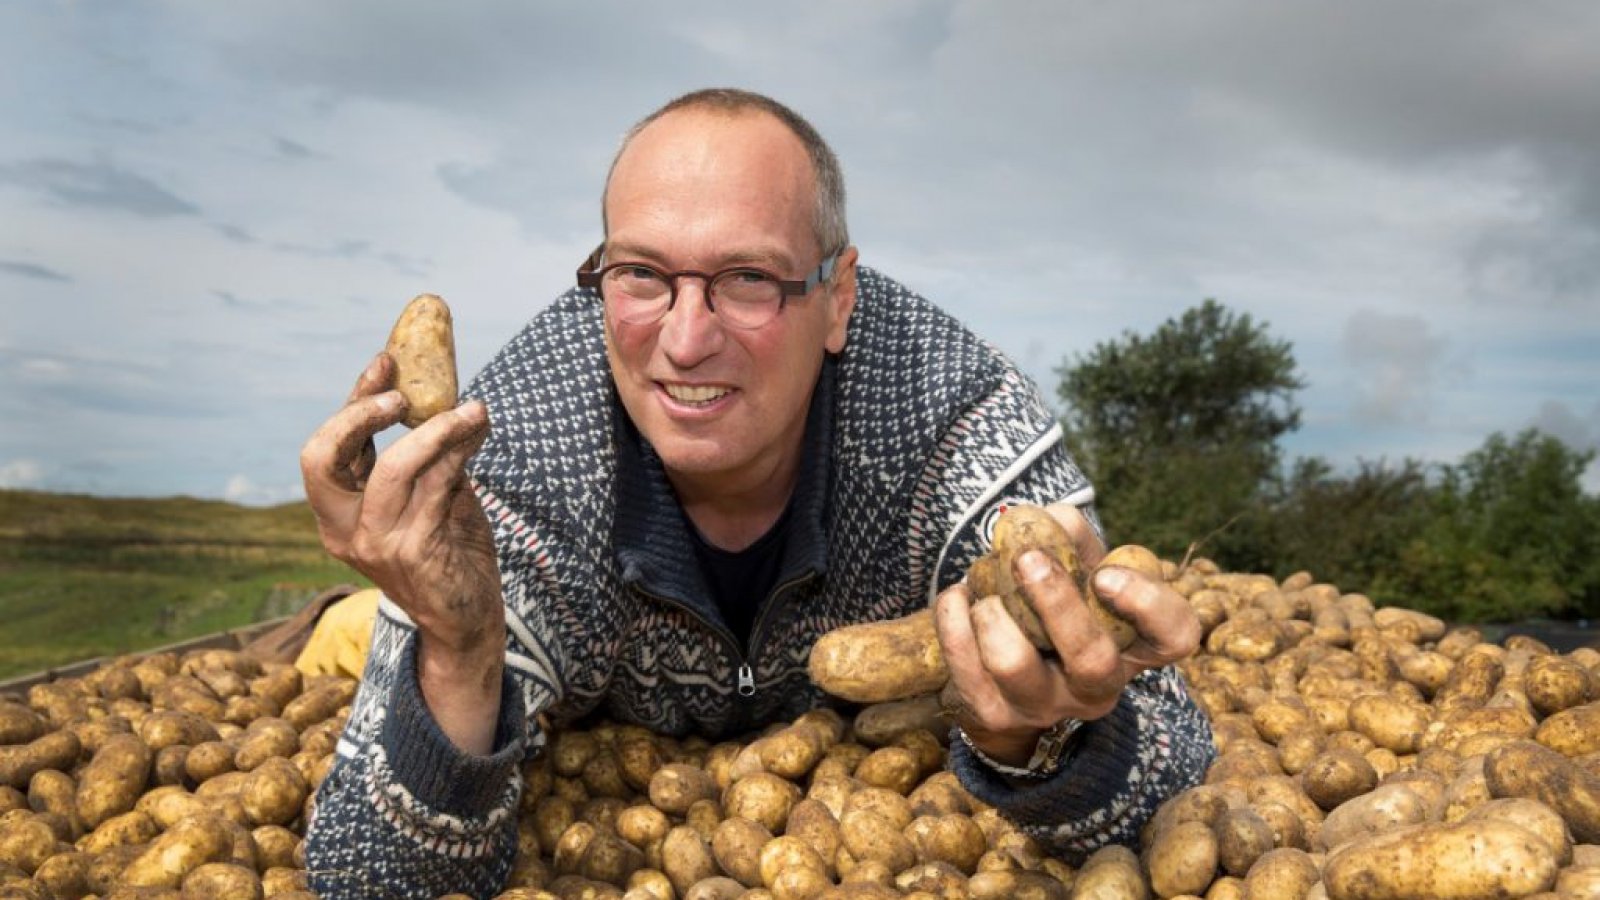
[687,503,794,651]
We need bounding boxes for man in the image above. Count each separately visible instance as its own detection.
[300,88,1214,898]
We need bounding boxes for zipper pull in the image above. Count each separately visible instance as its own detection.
[737,664,756,697]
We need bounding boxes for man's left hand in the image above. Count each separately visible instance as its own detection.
[933,502,1202,768]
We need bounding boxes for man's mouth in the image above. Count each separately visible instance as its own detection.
[662,383,733,406]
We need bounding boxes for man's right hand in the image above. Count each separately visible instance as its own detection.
[299,352,505,755]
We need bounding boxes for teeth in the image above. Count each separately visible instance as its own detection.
[664,383,731,404]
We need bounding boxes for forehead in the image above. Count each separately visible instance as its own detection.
[605,109,815,255]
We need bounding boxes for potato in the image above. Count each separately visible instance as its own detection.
[839,808,915,874]
[1348,694,1429,754]
[853,747,920,795]
[1318,782,1435,852]
[0,704,45,746]
[75,733,153,830]
[279,679,356,732]
[0,812,56,874]
[1301,749,1379,813]
[710,816,772,888]
[1241,847,1318,899]
[808,609,946,704]
[385,292,459,428]
[1461,798,1571,867]
[680,875,745,900]
[239,757,308,827]
[1536,701,1600,758]
[1145,818,1218,897]
[580,829,644,886]
[659,825,716,898]
[1322,819,1558,899]
[32,849,90,899]
[0,731,81,790]
[181,861,263,899]
[1070,845,1149,899]
[853,694,948,748]
[1215,807,1275,876]
[1484,741,1600,844]
[721,773,799,834]
[966,504,1089,650]
[757,726,824,781]
[118,813,233,888]
[906,813,985,874]
[648,763,717,816]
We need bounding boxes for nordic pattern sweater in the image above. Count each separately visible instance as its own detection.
[304,267,1216,898]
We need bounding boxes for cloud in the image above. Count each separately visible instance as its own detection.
[0,459,44,489]
[0,157,200,217]
[1529,399,1600,453]
[213,223,256,243]
[1342,310,1453,425]
[0,259,70,282]
[273,136,314,160]
[0,347,230,419]
[223,473,303,506]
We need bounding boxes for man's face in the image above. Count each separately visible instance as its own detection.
[601,109,857,488]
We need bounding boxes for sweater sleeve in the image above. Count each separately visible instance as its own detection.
[302,602,533,899]
[949,667,1216,862]
[304,483,580,899]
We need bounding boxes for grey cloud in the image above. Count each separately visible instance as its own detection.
[0,157,200,217]
[212,289,309,313]
[264,237,430,276]
[0,259,71,282]
[214,223,256,243]
[273,136,314,159]
[1342,310,1452,425]
[0,348,229,419]
[1529,399,1600,453]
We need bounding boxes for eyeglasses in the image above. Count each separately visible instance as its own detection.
[576,245,839,330]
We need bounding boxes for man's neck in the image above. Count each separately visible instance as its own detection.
[669,448,801,551]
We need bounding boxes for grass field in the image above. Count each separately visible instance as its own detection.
[0,489,366,679]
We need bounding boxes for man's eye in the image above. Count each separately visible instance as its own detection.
[725,269,772,284]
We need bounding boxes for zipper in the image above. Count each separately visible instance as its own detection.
[632,570,817,698]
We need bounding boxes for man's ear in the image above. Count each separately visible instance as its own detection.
[823,246,859,355]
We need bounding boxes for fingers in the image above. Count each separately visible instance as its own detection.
[301,388,407,508]
[1015,550,1124,708]
[409,403,493,528]
[1094,566,1203,669]
[359,401,490,535]
[934,583,1011,725]
[346,352,395,403]
[1043,501,1107,568]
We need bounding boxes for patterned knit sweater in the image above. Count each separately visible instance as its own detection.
[304,268,1215,899]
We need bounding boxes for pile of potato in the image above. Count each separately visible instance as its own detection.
[4,555,1599,900]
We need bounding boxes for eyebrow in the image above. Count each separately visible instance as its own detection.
[604,241,798,272]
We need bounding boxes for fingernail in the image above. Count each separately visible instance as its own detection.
[1017,550,1052,580]
[1095,567,1129,594]
[374,391,400,412]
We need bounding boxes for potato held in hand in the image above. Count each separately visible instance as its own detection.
[386,293,459,428]
[966,503,1142,652]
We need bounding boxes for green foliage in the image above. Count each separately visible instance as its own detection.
[1240,456,1437,590]
[1056,299,1303,558]
[0,490,363,679]
[1369,430,1600,621]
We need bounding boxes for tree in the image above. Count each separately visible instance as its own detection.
[1247,456,1436,589]
[1056,299,1304,560]
[1370,429,1600,621]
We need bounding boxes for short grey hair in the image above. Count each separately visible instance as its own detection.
[603,88,849,257]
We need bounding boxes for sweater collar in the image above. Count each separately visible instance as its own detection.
[613,356,835,621]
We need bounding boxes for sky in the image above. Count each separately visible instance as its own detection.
[2,0,1597,505]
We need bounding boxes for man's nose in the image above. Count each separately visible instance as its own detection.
[658,279,724,366]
